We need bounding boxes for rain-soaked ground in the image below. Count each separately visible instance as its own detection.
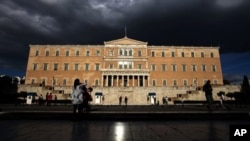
[1,119,250,141]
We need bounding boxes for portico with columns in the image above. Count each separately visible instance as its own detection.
[101,70,150,87]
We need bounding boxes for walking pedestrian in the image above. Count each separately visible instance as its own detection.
[72,79,84,113]
[203,80,214,110]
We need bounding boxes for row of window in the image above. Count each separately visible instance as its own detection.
[32,63,218,72]
[34,49,215,58]
[31,78,218,86]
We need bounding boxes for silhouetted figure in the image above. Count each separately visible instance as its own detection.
[203,80,214,110]
[124,96,128,107]
[46,92,49,106]
[119,96,122,106]
[38,94,43,105]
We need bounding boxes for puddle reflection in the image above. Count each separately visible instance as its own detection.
[114,122,125,141]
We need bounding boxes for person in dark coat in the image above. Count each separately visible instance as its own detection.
[203,80,214,110]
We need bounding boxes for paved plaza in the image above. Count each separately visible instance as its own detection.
[0,104,250,141]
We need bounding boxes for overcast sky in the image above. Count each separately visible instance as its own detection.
[0,0,250,83]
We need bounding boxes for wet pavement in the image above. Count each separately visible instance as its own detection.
[1,119,250,141]
[0,104,250,141]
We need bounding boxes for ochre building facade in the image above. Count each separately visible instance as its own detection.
[24,37,224,105]
[25,37,223,87]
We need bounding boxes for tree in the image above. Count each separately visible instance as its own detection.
[241,75,250,102]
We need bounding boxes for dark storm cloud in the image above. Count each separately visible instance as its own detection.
[0,0,250,76]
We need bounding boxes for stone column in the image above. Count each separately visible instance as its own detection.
[138,75,140,87]
[143,75,145,87]
[111,75,114,87]
[127,75,129,86]
[101,75,104,87]
[133,75,135,87]
[106,75,108,86]
[122,75,124,87]
[117,75,119,87]
[148,76,150,86]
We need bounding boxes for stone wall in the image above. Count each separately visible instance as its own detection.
[18,84,241,105]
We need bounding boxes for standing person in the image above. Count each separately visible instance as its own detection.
[71,79,84,113]
[45,92,49,106]
[48,93,53,106]
[203,80,214,110]
[124,96,128,107]
[54,95,57,105]
[38,94,43,105]
[119,96,122,106]
[218,92,228,109]
[80,85,92,112]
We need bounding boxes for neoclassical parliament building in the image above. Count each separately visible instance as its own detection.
[23,36,225,105]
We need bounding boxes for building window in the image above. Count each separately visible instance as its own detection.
[163,80,167,86]
[56,51,59,56]
[183,79,188,86]
[31,79,35,84]
[119,49,123,56]
[76,51,80,56]
[54,63,58,71]
[173,80,177,86]
[210,52,214,58]
[109,50,114,56]
[201,65,206,72]
[181,52,185,57]
[43,63,48,70]
[119,64,122,69]
[171,51,175,57]
[109,64,113,69]
[138,50,142,56]
[124,64,128,69]
[41,79,45,85]
[162,64,166,71]
[182,64,187,72]
[193,79,198,87]
[161,51,165,57]
[66,51,69,56]
[85,63,89,71]
[172,64,177,71]
[63,79,67,86]
[138,64,142,69]
[152,80,156,86]
[192,65,197,72]
[46,50,49,56]
[201,52,205,58]
[212,65,216,72]
[95,79,99,86]
[74,64,79,71]
[129,49,132,56]
[203,80,208,85]
[86,51,90,56]
[64,63,69,71]
[95,63,100,71]
[118,61,133,69]
[191,52,195,57]
[35,50,39,56]
[124,50,128,56]
[33,63,38,70]
[151,51,155,57]
[151,64,156,71]
[213,79,218,84]
[96,50,100,56]
[84,79,88,85]
[129,63,132,69]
